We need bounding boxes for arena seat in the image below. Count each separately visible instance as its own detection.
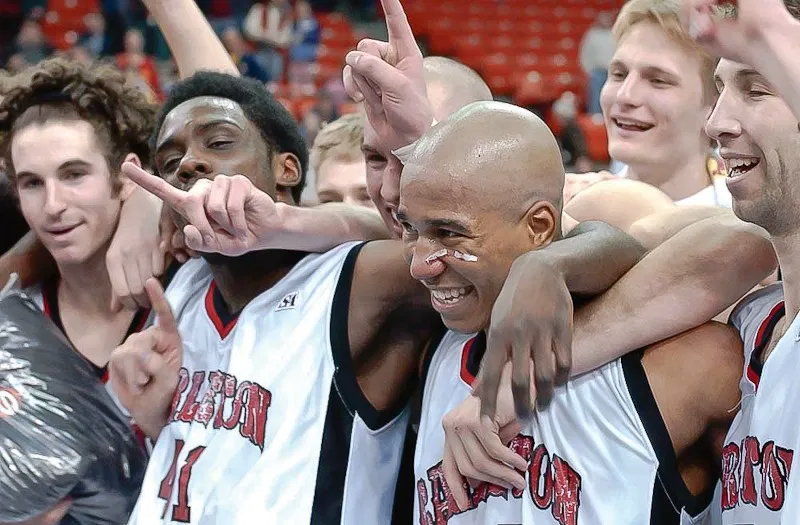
[577,113,611,162]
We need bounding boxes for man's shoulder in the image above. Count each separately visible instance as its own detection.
[728,282,784,331]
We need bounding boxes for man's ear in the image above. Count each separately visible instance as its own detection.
[273,152,302,204]
[117,153,142,200]
[524,200,558,249]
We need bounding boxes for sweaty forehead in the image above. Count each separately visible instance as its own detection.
[157,96,249,148]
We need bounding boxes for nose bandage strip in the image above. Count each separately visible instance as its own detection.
[425,249,478,264]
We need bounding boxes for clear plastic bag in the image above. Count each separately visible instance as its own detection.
[0,280,146,524]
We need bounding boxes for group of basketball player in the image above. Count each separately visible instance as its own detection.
[1,0,800,523]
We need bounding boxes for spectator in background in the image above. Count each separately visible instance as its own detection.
[579,11,615,115]
[309,113,374,208]
[287,0,320,89]
[14,18,50,64]
[243,0,293,81]
[301,87,340,143]
[80,12,109,59]
[552,91,592,173]
[6,53,27,74]
[221,27,271,83]
[64,45,94,66]
[116,28,163,100]
[290,0,320,63]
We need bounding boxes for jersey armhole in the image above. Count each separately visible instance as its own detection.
[329,242,408,432]
[621,350,715,520]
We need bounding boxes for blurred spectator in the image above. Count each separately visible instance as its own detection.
[301,88,341,144]
[64,45,94,66]
[222,27,271,83]
[290,0,320,63]
[243,0,293,81]
[116,28,163,100]
[6,53,28,74]
[80,12,110,58]
[15,19,50,64]
[579,11,615,115]
[21,0,45,17]
[197,0,251,35]
[287,0,320,89]
[552,91,592,173]
[308,113,373,208]
[0,0,23,49]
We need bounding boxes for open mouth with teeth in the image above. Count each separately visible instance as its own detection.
[726,157,760,177]
[613,118,654,132]
[429,286,475,309]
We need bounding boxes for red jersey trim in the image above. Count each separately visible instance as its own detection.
[204,280,239,339]
[459,335,480,387]
[747,301,785,391]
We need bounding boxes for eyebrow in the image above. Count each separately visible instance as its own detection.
[715,68,770,88]
[609,59,680,79]
[16,159,92,179]
[395,211,471,233]
[156,118,244,152]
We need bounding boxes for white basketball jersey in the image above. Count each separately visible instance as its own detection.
[129,242,409,525]
[415,331,711,525]
[720,283,799,525]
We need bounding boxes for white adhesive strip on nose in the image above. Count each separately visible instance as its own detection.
[424,249,478,264]
[452,250,478,262]
[425,249,449,264]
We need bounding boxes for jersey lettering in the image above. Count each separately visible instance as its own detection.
[721,435,794,514]
[416,434,581,525]
[158,439,207,522]
[170,367,273,450]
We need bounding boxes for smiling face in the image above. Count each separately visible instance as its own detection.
[601,21,711,182]
[398,170,541,333]
[706,59,800,236]
[397,102,562,333]
[13,120,127,268]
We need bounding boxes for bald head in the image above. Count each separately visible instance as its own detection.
[399,102,565,334]
[406,101,564,216]
[423,57,493,121]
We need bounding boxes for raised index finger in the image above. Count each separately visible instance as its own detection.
[144,278,179,337]
[381,0,418,58]
[122,162,187,212]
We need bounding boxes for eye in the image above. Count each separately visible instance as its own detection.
[609,69,626,81]
[160,157,180,173]
[747,89,770,98]
[18,177,42,189]
[437,229,461,239]
[65,170,86,180]
[366,153,387,166]
[208,138,232,149]
[400,222,418,239]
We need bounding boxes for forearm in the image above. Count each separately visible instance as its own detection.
[531,220,645,296]
[627,205,728,250]
[266,203,391,252]
[571,216,776,375]
[753,15,800,122]
[144,0,238,78]
[0,231,55,288]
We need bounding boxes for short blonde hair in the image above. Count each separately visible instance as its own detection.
[310,112,364,178]
[613,0,716,103]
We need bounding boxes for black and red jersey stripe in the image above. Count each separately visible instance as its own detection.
[746,301,785,391]
[40,276,151,384]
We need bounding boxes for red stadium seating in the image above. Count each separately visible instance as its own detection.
[577,113,610,162]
